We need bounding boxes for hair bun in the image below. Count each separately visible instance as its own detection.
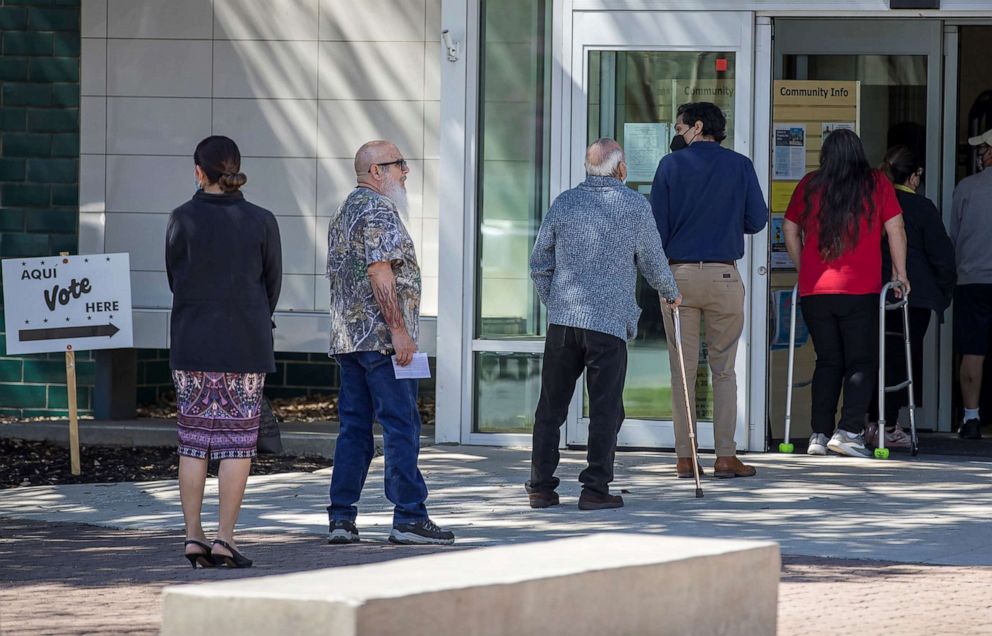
[217,172,247,192]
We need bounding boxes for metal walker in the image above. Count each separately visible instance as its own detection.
[876,281,919,458]
[778,282,918,457]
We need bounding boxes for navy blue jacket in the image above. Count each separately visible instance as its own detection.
[649,141,768,260]
[166,190,282,373]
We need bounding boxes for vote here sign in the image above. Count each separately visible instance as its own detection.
[2,253,134,355]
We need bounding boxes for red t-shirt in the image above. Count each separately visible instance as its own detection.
[785,171,902,297]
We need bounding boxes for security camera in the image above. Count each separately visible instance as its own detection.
[442,29,459,62]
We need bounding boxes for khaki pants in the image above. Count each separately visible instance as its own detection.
[662,263,744,458]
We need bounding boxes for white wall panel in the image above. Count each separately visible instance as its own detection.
[130,271,172,308]
[105,155,191,213]
[276,274,317,311]
[319,0,425,42]
[318,42,425,101]
[276,216,318,275]
[214,40,318,99]
[318,99,424,159]
[214,0,319,40]
[316,157,355,217]
[80,38,106,96]
[80,96,106,154]
[104,213,170,271]
[107,97,212,155]
[240,157,317,216]
[213,98,318,157]
[81,0,107,38]
[108,0,213,39]
[107,40,214,97]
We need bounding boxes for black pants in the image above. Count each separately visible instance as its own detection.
[869,307,932,426]
[801,294,878,435]
[527,324,627,496]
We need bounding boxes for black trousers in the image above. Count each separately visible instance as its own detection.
[801,294,879,435]
[527,324,627,496]
[869,307,932,426]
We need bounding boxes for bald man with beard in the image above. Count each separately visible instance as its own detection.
[324,140,454,546]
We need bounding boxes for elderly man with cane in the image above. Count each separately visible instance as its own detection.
[526,138,682,510]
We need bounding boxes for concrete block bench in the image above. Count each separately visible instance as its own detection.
[161,534,779,636]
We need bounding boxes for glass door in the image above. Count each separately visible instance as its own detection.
[771,19,945,438]
[563,11,759,450]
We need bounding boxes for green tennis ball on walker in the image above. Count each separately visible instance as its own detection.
[874,448,890,460]
[778,442,794,453]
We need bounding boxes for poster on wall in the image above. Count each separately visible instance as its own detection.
[623,122,670,183]
[822,122,856,141]
[771,288,809,351]
[770,216,794,270]
[773,124,806,180]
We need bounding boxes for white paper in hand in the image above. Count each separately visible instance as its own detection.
[392,352,431,379]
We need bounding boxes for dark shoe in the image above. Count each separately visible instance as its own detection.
[959,418,982,440]
[211,539,252,568]
[676,457,705,479]
[528,490,560,509]
[577,490,624,510]
[713,456,757,479]
[327,519,360,544]
[183,539,215,569]
[388,518,455,545]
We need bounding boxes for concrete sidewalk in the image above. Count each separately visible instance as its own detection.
[1,445,990,565]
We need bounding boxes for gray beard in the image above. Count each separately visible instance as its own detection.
[382,179,409,222]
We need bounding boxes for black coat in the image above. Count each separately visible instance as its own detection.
[882,188,956,320]
[166,191,282,373]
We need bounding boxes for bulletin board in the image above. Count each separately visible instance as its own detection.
[768,80,861,443]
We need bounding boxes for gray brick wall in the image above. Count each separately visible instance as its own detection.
[0,0,82,418]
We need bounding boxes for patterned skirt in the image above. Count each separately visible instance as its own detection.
[173,371,266,460]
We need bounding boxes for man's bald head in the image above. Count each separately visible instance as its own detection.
[354,140,400,178]
[585,138,625,177]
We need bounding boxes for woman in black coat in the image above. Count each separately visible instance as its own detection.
[868,145,956,447]
[166,136,281,568]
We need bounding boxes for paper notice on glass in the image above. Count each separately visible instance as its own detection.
[773,124,806,181]
[392,352,431,379]
[821,122,855,141]
[623,122,670,183]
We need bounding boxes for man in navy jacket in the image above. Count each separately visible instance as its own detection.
[650,102,767,479]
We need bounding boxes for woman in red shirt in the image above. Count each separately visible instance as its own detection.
[783,129,909,458]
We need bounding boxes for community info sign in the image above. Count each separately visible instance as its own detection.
[2,253,134,354]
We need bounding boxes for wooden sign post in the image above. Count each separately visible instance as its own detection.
[1,252,134,478]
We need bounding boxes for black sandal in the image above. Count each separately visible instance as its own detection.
[211,539,253,568]
[183,539,216,569]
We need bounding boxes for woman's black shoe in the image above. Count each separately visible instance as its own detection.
[211,539,253,568]
[184,539,216,569]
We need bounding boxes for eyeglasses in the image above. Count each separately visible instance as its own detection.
[370,159,408,173]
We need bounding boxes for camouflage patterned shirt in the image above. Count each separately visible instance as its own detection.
[325,187,420,356]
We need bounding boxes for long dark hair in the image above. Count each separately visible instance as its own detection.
[194,135,247,193]
[800,129,877,261]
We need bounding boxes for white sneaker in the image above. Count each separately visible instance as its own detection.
[826,430,873,458]
[807,433,829,456]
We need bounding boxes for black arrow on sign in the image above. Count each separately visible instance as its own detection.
[19,323,120,342]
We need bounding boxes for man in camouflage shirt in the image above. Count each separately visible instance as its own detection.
[324,140,453,546]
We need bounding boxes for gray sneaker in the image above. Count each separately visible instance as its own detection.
[826,430,872,458]
[807,433,829,456]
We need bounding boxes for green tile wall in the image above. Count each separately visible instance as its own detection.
[0,0,81,418]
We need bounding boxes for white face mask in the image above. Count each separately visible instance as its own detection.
[194,178,202,191]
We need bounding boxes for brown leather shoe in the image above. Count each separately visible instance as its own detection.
[528,490,560,509]
[713,456,756,479]
[577,490,624,510]
[675,458,705,479]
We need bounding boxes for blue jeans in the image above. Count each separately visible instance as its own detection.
[327,351,428,525]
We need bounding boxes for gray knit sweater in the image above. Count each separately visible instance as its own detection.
[530,175,680,342]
